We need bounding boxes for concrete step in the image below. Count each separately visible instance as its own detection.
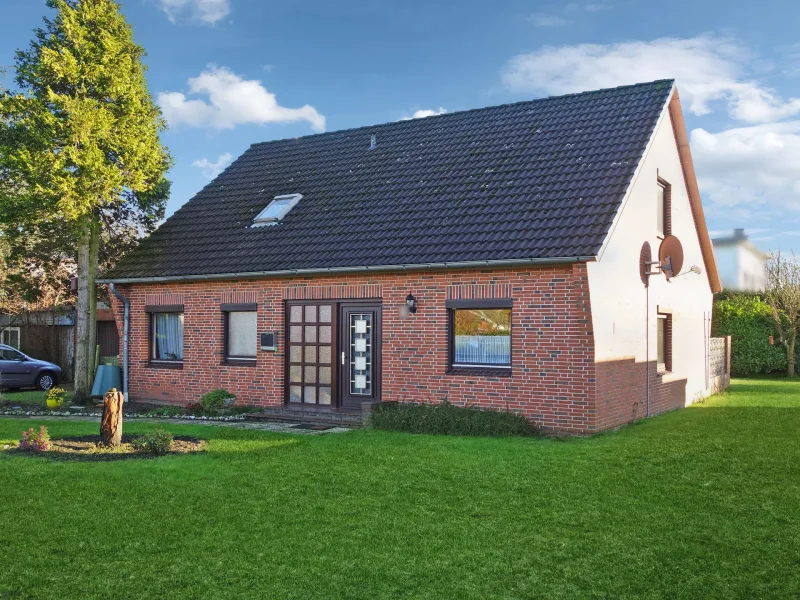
[245,406,366,428]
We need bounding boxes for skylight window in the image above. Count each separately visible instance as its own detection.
[252,194,303,227]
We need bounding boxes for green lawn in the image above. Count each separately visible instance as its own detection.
[1,378,799,599]
[0,389,51,405]
[0,388,76,407]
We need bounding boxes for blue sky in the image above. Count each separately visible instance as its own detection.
[2,0,800,253]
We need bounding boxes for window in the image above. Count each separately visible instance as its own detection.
[0,347,24,361]
[657,313,672,372]
[151,313,184,362]
[226,310,257,360]
[1,327,20,349]
[252,193,303,226]
[447,300,512,370]
[657,178,671,237]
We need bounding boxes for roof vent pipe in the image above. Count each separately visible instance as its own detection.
[369,134,377,150]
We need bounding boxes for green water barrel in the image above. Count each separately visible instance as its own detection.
[91,365,122,398]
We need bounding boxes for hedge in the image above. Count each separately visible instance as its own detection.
[712,293,786,376]
[369,400,537,437]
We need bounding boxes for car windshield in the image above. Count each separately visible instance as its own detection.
[0,348,24,361]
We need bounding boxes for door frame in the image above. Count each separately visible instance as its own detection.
[338,301,383,410]
[283,299,382,409]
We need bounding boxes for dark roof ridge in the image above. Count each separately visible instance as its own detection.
[248,79,676,148]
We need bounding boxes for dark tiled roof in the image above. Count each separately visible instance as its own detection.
[106,80,674,280]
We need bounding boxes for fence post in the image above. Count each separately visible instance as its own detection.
[725,335,732,386]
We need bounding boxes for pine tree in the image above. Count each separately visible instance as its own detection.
[0,0,171,398]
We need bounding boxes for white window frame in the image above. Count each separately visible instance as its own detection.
[1,327,21,349]
[252,193,303,227]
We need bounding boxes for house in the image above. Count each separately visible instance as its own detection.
[712,228,768,291]
[100,80,723,434]
[0,304,120,381]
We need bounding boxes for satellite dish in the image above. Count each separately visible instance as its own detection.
[639,241,652,286]
[658,235,684,280]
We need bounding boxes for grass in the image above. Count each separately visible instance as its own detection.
[0,378,799,599]
[0,389,54,406]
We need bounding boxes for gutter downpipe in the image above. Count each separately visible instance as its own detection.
[108,283,130,404]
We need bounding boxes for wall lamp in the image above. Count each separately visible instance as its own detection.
[405,293,417,314]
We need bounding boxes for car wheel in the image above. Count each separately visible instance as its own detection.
[36,373,55,391]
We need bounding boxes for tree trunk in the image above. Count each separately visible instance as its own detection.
[787,335,796,377]
[100,387,124,447]
[87,215,100,385]
[73,217,92,400]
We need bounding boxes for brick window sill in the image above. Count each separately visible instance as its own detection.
[446,367,512,378]
[146,362,183,370]
[221,359,257,367]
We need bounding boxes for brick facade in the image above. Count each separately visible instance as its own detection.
[595,358,686,431]
[110,263,688,435]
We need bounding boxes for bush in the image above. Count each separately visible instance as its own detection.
[713,294,787,376]
[19,426,51,452]
[199,389,235,411]
[45,387,67,408]
[131,428,173,455]
[370,400,537,437]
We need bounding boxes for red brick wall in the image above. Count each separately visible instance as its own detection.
[595,357,686,430]
[110,264,598,434]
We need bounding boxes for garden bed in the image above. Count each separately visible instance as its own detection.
[3,433,206,461]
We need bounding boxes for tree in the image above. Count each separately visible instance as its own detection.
[764,251,800,377]
[0,0,171,399]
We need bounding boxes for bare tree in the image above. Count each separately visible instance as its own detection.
[764,251,800,377]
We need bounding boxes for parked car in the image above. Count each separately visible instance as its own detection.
[0,344,61,391]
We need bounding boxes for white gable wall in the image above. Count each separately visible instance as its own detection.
[587,96,714,405]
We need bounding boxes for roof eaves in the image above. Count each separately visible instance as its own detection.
[98,255,597,285]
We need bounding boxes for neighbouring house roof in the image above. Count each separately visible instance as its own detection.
[712,228,769,259]
[104,80,677,282]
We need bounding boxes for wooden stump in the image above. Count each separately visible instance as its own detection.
[100,388,124,447]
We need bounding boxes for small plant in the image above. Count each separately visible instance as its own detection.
[45,387,67,409]
[370,400,537,437]
[131,428,173,455]
[19,426,51,452]
[199,389,235,411]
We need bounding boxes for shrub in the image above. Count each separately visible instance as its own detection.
[131,428,173,455]
[45,387,67,408]
[713,294,787,376]
[370,400,537,437]
[199,389,235,411]
[19,426,51,452]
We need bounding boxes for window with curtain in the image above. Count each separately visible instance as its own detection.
[152,313,184,361]
[227,311,257,359]
[450,307,511,368]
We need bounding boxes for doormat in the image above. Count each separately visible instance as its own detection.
[291,423,337,431]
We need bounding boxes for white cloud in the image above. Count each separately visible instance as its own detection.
[529,13,568,27]
[158,0,231,24]
[402,107,448,120]
[192,152,233,179]
[500,35,800,123]
[691,121,800,211]
[158,66,326,132]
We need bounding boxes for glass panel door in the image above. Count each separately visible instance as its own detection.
[349,313,373,395]
[286,302,335,406]
[339,304,381,409]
